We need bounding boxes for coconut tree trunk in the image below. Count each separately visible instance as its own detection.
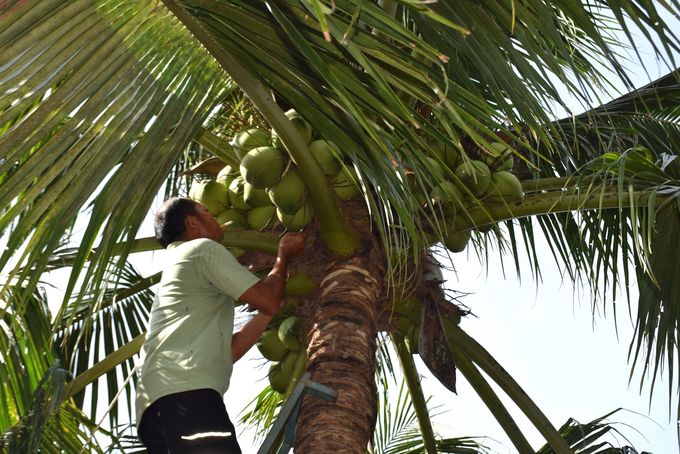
[295,250,385,453]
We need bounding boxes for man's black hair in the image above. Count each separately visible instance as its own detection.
[154,197,198,248]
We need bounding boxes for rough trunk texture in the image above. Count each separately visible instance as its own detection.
[294,251,385,453]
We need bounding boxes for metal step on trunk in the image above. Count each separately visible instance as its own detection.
[257,371,337,454]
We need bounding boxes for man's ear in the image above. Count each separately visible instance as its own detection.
[184,215,199,234]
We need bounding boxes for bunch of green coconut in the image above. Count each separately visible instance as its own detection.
[188,109,361,238]
[422,139,524,254]
[256,316,306,394]
[391,296,422,354]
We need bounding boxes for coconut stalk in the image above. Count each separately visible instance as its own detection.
[220,229,280,255]
[162,0,360,257]
[443,186,669,234]
[193,127,242,168]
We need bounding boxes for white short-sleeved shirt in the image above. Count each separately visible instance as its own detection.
[135,238,260,425]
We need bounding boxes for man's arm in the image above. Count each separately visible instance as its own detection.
[230,233,304,360]
[237,232,304,315]
[231,313,272,362]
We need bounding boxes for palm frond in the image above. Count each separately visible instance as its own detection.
[508,83,680,397]
[54,261,155,429]
[373,377,489,454]
[0,365,101,454]
[631,203,680,401]
[238,386,284,443]
[2,1,680,451]
[537,409,646,454]
[164,0,680,260]
[0,0,226,308]
[0,286,101,451]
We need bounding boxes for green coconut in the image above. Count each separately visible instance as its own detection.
[268,351,300,393]
[285,272,316,296]
[190,179,229,215]
[331,166,361,200]
[454,160,492,196]
[392,296,421,337]
[233,128,271,159]
[243,182,273,207]
[309,139,342,177]
[487,171,524,204]
[269,167,306,215]
[278,316,302,351]
[424,156,445,175]
[240,146,286,189]
[268,360,289,393]
[430,180,464,205]
[216,165,237,188]
[486,142,514,171]
[257,330,287,361]
[281,350,299,376]
[227,176,250,211]
[215,209,247,229]
[277,204,312,231]
[229,247,245,259]
[430,140,460,170]
[272,109,313,152]
[405,173,429,207]
[443,231,471,253]
[246,205,276,230]
[404,326,420,355]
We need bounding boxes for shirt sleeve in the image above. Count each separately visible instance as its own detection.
[200,241,261,299]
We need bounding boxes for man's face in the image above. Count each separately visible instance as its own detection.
[191,203,224,243]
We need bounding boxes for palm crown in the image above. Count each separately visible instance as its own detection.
[1,0,679,452]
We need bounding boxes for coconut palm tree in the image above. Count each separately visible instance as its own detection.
[1,0,679,452]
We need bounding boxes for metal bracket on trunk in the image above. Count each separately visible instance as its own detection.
[257,371,337,454]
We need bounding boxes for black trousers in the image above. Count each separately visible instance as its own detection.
[138,388,242,453]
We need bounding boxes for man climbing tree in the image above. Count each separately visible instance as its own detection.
[135,197,304,453]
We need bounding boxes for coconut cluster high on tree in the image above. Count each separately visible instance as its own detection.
[185,104,532,394]
[190,109,361,242]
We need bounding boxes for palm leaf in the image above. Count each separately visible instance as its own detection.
[53,261,155,428]
[373,377,489,454]
[0,0,226,310]
[239,386,284,443]
[537,409,645,454]
[506,76,680,398]
[0,286,101,451]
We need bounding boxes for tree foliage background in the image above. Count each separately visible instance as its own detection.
[1,0,679,452]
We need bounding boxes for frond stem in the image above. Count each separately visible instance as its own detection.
[162,0,360,257]
[193,127,241,168]
[46,230,281,271]
[448,187,670,233]
[442,319,574,454]
[391,334,438,454]
[447,347,535,453]
[64,334,144,399]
